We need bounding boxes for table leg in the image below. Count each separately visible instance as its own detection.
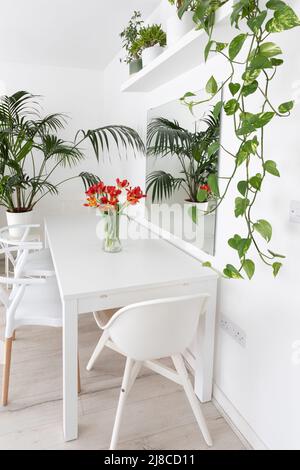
[63,298,78,441]
[194,279,218,403]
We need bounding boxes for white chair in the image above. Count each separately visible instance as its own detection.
[0,224,55,278]
[0,246,80,406]
[86,293,212,450]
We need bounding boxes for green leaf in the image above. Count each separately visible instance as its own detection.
[228,234,241,250]
[266,5,300,33]
[273,262,282,277]
[224,99,239,115]
[237,180,248,196]
[215,42,228,52]
[268,250,286,259]
[253,219,272,242]
[278,100,294,113]
[197,189,208,203]
[249,173,262,190]
[254,112,275,128]
[264,160,280,176]
[259,42,282,57]
[229,82,241,96]
[213,101,223,119]
[206,76,218,95]
[271,58,284,66]
[242,80,258,97]
[202,261,212,268]
[235,197,250,217]
[188,205,198,224]
[181,91,196,100]
[266,0,286,10]
[204,40,213,62]
[223,264,244,279]
[249,54,273,70]
[229,34,248,60]
[207,173,219,197]
[243,259,255,279]
[247,10,267,33]
[207,141,220,157]
[238,238,252,258]
[242,68,261,85]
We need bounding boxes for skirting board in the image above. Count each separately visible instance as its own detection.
[212,383,268,450]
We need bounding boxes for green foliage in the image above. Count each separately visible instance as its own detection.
[0,91,144,212]
[179,0,299,278]
[146,111,220,202]
[120,11,144,63]
[132,24,167,53]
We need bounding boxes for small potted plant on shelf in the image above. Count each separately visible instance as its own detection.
[167,0,195,47]
[83,179,146,253]
[133,24,167,67]
[120,11,144,75]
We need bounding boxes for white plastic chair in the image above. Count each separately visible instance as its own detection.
[0,246,80,406]
[0,224,55,278]
[86,293,212,450]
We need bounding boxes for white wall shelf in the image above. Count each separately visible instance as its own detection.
[121,3,232,93]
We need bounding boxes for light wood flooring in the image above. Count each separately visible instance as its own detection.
[0,312,245,450]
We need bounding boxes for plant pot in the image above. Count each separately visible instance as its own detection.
[129,58,143,75]
[142,45,165,67]
[167,11,195,47]
[6,210,34,239]
[184,201,207,248]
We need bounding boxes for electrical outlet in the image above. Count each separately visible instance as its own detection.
[220,315,246,347]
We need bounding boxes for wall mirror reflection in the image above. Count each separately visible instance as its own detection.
[146,90,221,256]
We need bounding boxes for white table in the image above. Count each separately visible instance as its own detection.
[45,214,218,442]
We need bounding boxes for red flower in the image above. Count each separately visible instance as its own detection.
[200,184,211,193]
[126,186,146,205]
[116,178,129,189]
[100,196,109,204]
[85,184,98,196]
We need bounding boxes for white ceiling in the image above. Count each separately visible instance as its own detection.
[0,0,161,70]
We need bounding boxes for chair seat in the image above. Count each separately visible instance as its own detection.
[23,248,55,276]
[14,278,62,329]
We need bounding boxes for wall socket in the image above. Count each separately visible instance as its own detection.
[220,315,246,347]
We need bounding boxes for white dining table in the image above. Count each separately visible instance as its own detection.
[44,214,218,442]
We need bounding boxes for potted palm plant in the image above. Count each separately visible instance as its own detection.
[146,110,220,212]
[120,11,144,75]
[167,0,195,47]
[0,91,144,237]
[133,24,167,67]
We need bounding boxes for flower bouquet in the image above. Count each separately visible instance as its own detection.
[84,179,146,252]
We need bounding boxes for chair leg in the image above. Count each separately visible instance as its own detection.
[172,354,212,447]
[12,330,16,341]
[127,361,142,394]
[110,357,134,450]
[2,338,13,406]
[86,330,109,371]
[77,356,81,395]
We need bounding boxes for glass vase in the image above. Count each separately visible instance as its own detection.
[103,210,122,253]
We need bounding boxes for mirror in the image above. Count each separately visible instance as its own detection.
[146,90,221,256]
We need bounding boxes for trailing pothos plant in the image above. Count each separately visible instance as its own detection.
[179,0,300,279]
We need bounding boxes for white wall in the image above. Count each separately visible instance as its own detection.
[102,0,300,449]
[0,61,105,225]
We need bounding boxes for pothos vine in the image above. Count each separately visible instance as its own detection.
[179,0,300,279]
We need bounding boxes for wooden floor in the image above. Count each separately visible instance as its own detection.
[0,312,245,450]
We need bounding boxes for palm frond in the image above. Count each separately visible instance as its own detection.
[79,172,102,191]
[147,118,192,157]
[76,125,145,160]
[146,170,184,203]
[40,135,84,166]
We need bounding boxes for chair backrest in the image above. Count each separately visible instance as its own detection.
[108,293,210,361]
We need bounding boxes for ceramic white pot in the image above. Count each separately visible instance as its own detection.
[167,11,194,47]
[6,210,34,238]
[142,45,165,67]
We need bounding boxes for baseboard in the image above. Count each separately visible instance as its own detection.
[213,383,268,450]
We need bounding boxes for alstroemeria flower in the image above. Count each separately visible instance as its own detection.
[200,184,211,193]
[126,186,146,205]
[116,178,129,189]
